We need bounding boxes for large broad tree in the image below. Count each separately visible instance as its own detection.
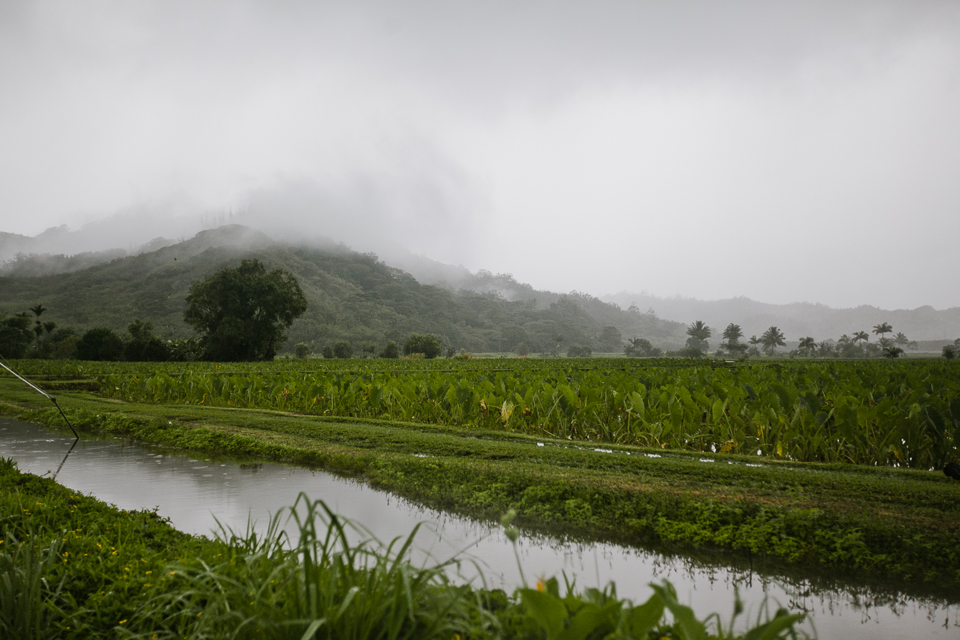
[184,259,307,361]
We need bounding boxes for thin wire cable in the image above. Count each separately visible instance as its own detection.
[0,357,80,438]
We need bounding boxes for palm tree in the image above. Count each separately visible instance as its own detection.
[722,323,743,343]
[894,332,910,349]
[28,304,48,351]
[719,323,746,356]
[852,331,869,348]
[687,321,711,341]
[760,326,786,356]
[685,321,711,354]
[872,322,893,341]
[798,336,816,357]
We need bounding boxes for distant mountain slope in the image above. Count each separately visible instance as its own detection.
[602,292,960,343]
[0,226,687,353]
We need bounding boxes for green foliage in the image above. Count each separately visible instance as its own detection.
[165,338,202,362]
[48,331,79,360]
[566,345,592,358]
[85,358,960,470]
[123,319,170,362]
[332,340,354,359]
[682,321,711,357]
[624,338,661,358]
[720,324,749,358]
[183,259,308,361]
[380,341,399,359]
[0,532,63,639]
[760,327,787,356]
[403,333,443,359]
[0,313,34,358]
[294,342,311,359]
[597,326,622,352]
[76,327,124,361]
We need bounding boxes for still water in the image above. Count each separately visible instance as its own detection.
[1,417,957,639]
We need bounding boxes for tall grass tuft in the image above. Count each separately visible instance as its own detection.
[0,532,64,640]
[125,493,472,639]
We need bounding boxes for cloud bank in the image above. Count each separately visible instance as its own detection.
[2,1,959,309]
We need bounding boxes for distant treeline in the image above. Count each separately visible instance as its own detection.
[648,320,960,360]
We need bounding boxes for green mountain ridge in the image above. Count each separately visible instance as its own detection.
[0,225,687,354]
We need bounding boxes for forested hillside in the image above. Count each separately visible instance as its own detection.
[0,226,686,354]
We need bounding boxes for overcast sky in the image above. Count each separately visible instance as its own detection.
[3,1,959,310]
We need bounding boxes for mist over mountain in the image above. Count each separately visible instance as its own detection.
[0,225,687,354]
[5,3,960,312]
[4,221,958,351]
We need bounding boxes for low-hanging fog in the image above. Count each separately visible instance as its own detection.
[3,1,960,310]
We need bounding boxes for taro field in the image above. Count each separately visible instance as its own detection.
[14,357,960,469]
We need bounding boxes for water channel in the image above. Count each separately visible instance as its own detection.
[1,416,957,638]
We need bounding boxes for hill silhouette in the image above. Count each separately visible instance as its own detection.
[0,226,687,354]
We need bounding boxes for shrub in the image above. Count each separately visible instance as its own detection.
[624,338,662,358]
[0,313,33,359]
[76,328,124,361]
[332,340,353,359]
[379,341,399,359]
[403,333,443,359]
[294,343,311,359]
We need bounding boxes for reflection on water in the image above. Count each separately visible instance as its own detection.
[1,417,957,639]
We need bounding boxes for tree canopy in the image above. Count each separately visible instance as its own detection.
[183,259,307,361]
[403,333,443,359]
[760,326,787,355]
[684,320,711,355]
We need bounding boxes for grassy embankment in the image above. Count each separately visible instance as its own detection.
[1,460,807,639]
[1,372,959,597]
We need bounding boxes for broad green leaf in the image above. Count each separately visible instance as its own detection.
[627,594,665,636]
[520,588,567,639]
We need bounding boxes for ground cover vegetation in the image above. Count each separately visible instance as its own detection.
[2,358,959,595]
[0,459,809,639]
